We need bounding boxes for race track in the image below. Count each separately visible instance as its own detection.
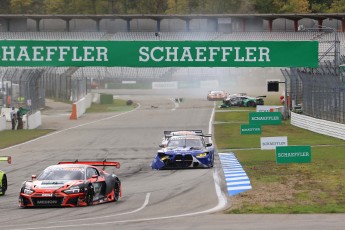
[0,89,344,230]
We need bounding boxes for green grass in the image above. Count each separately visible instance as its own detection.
[86,99,138,113]
[214,109,345,213]
[0,130,53,149]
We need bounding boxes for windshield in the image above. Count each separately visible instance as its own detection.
[211,91,224,95]
[167,138,203,148]
[37,167,85,180]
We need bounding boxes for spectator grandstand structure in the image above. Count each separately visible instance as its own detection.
[1,14,345,124]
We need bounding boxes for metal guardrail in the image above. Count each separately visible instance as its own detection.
[291,112,345,140]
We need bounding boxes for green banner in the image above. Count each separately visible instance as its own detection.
[249,112,282,125]
[276,146,311,164]
[240,124,262,135]
[0,40,318,67]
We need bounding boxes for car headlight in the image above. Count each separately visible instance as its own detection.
[63,186,80,194]
[160,156,169,161]
[196,152,208,158]
[23,188,34,195]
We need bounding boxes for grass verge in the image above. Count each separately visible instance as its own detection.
[0,130,54,149]
[214,108,345,213]
[86,99,137,113]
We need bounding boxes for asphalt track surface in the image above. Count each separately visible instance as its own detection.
[0,89,344,230]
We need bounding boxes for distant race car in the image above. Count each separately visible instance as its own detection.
[222,93,265,107]
[0,156,11,196]
[207,90,227,101]
[19,160,121,207]
[152,135,214,169]
[161,130,204,145]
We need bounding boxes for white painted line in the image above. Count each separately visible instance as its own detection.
[226,176,249,181]
[0,103,141,153]
[224,170,245,173]
[10,103,228,230]
[227,181,251,186]
[228,186,252,190]
[225,173,247,177]
[2,193,151,229]
[222,166,243,169]
[222,165,244,170]
[221,161,240,164]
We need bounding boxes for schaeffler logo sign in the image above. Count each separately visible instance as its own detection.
[276,146,311,164]
[0,40,318,67]
[261,136,288,150]
[249,112,282,125]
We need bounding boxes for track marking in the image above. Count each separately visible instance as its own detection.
[53,192,151,223]
[11,180,225,230]
[0,103,141,152]
[4,193,150,229]
[219,152,252,196]
[10,102,228,230]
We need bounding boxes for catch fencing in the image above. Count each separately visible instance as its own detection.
[281,28,345,124]
[0,67,90,113]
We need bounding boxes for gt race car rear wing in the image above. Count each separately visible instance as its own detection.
[164,130,212,138]
[58,160,120,169]
[0,156,11,164]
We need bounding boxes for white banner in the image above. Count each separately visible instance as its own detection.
[256,105,283,112]
[122,81,136,84]
[261,136,288,150]
[152,81,178,89]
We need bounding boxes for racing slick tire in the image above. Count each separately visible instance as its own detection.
[247,101,256,107]
[113,178,121,202]
[85,184,94,206]
[1,174,7,196]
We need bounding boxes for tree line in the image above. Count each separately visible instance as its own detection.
[0,0,345,14]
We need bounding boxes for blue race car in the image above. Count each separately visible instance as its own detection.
[151,135,214,169]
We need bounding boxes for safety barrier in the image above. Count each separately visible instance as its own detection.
[0,115,5,131]
[26,111,42,129]
[291,112,345,140]
[70,93,99,120]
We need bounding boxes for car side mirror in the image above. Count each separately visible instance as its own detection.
[159,144,166,148]
[206,143,212,147]
[92,174,98,179]
[31,175,37,180]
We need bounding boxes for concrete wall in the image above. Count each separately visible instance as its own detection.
[26,111,42,129]
[0,115,5,131]
[72,93,99,119]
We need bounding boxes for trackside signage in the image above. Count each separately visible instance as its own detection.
[249,112,282,125]
[256,105,283,112]
[276,146,311,164]
[261,136,288,150]
[0,40,318,67]
[240,124,262,135]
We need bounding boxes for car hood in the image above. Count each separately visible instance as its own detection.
[31,180,81,189]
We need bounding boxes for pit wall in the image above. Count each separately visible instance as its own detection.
[0,93,100,130]
[71,93,100,120]
[0,115,5,131]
